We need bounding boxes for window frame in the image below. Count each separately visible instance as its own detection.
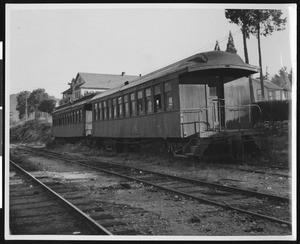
[164,81,173,111]
[130,92,137,116]
[154,84,162,113]
[145,87,153,114]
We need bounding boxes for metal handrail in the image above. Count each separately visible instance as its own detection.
[180,104,262,137]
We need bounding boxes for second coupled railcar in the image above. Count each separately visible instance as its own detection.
[52,51,261,159]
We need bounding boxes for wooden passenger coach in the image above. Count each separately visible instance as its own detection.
[90,51,260,138]
[52,94,95,139]
[52,51,262,159]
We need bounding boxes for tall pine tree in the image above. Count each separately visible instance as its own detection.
[225,31,237,54]
[214,40,221,51]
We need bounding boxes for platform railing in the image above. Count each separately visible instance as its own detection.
[180,104,262,137]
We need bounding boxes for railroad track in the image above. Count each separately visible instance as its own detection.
[10,160,141,235]
[16,146,291,228]
[10,160,112,235]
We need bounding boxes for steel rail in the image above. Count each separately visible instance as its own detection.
[10,160,113,235]
[22,146,289,203]
[18,147,291,228]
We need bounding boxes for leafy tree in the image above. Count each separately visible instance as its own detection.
[16,91,31,119]
[271,67,291,90]
[27,88,50,113]
[288,68,292,84]
[38,99,57,114]
[248,9,287,100]
[214,40,220,51]
[225,31,237,54]
[16,89,58,119]
[225,9,254,102]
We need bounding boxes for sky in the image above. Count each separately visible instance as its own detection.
[6,4,296,99]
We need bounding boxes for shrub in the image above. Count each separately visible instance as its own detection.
[252,100,290,122]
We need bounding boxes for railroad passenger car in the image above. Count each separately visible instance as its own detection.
[52,51,261,159]
[52,94,95,140]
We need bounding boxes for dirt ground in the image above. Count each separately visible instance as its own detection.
[48,134,292,199]
[10,136,293,238]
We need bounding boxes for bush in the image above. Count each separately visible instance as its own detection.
[252,100,290,122]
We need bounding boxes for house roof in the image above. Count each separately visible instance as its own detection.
[62,87,72,94]
[252,78,284,90]
[91,51,260,102]
[76,72,139,90]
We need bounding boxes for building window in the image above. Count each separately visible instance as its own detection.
[130,92,136,116]
[275,90,281,100]
[124,95,129,117]
[257,89,262,101]
[164,81,173,111]
[79,109,82,123]
[118,97,123,117]
[75,91,81,99]
[103,101,107,120]
[145,88,152,114]
[137,90,144,115]
[268,91,273,100]
[154,84,162,113]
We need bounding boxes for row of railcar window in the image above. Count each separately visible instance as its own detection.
[53,109,83,126]
[93,80,174,121]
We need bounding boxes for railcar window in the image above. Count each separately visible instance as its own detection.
[79,110,81,123]
[108,99,112,119]
[98,102,102,120]
[145,87,152,114]
[76,110,79,123]
[130,92,137,116]
[118,97,123,117]
[164,81,173,111]
[94,103,98,121]
[113,98,117,118]
[103,101,107,120]
[154,85,162,113]
[124,95,129,117]
[137,90,144,115]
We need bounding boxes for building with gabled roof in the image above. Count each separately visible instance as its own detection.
[62,72,138,104]
[252,78,291,101]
